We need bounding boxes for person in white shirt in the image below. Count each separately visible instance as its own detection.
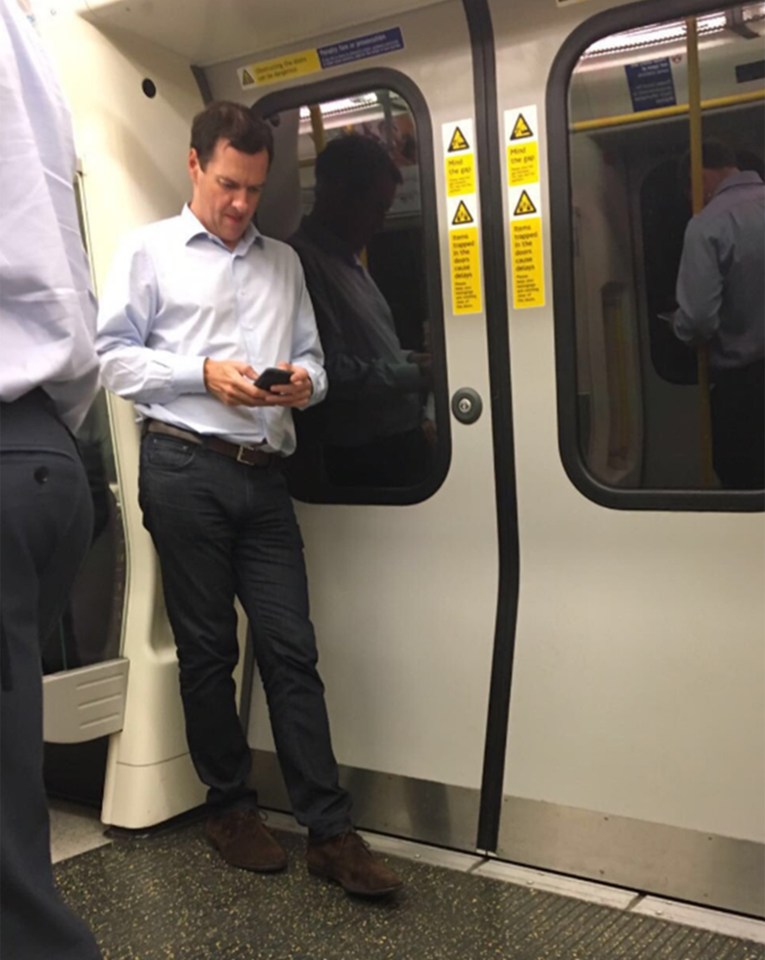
[96,101,401,897]
[0,0,102,956]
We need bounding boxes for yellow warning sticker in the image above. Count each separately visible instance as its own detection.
[238,49,321,89]
[442,119,474,158]
[448,126,470,152]
[513,189,537,216]
[443,120,482,316]
[505,106,545,310]
[447,193,480,231]
[452,199,475,225]
[450,228,482,314]
[510,112,534,140]
[507,142,539,187]
[510,218,544,308]
[445,153,476,197]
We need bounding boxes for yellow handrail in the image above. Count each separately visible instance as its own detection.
[570,88,764,133]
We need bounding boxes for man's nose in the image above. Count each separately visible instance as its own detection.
[230,190,249,212]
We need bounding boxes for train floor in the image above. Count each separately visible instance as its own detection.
[50,802,765,960]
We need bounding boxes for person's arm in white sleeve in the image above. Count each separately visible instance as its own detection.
[96,238,206,402]
[0,0,99,432]
[288,263,328,407]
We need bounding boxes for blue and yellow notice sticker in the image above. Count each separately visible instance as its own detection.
[238,28,404,89]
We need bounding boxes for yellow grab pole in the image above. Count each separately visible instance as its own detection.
[308,104,325,154]
[686,19,704,214]
[686,16,716,488]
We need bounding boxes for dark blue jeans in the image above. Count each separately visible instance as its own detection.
[138,433,351,840]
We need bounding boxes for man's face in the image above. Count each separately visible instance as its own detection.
[188,139,269,249]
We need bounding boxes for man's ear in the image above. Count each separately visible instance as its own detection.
[188,148,201,184]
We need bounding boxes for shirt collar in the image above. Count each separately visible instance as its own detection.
[179,204,264,254]
[713,170,764,198]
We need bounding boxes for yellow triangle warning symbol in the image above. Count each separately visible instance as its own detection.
[452,200,474,225]
[241,68,255,87]
[513,190,537,216]
[510,113,533,140]
[448,126,470,152]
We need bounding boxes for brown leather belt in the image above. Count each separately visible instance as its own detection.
[144,419,273,467]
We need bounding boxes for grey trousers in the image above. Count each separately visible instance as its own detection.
[0,390,102,960]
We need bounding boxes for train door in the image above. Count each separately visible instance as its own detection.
[198,2,507,852]
[489,0,764,915]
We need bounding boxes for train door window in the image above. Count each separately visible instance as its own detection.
[254,76,448,505]
[554,3,764,506]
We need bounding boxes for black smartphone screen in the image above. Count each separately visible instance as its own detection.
[255,367,292,390]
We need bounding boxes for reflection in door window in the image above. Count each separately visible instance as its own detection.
[256,87,447,503]
[568,4,765,491]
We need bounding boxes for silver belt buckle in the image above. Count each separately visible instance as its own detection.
[236,444,256,465]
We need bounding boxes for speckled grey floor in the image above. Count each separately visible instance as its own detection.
[53,823,765,960]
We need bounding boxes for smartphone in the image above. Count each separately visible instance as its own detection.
[254,367,293,390]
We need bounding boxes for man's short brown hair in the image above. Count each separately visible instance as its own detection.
[191,101,274,169]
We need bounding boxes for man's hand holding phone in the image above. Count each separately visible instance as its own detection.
[259,363,314,408]
[203,359,312,408]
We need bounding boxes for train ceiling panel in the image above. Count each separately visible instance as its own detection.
[77,0,444,65]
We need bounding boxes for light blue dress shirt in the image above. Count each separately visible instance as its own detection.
[0,0,99,431]
[673,170,765,372]
[96,206,327,454]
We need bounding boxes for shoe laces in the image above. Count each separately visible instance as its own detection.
[214,807,266,837]
[342,830,372,857]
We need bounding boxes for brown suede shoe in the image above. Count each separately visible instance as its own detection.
[307,830,403,896]
[205,809,287,872]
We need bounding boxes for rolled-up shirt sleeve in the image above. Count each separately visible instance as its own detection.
[96,237,206,402]
[289,263,328,407]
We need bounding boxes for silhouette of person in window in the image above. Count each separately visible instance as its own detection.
[289,134,433,488]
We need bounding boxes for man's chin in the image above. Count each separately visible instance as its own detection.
[222,228,245,245]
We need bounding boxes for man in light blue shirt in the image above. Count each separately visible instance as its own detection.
[672,141,764,488]
[0,1,102,957]
[96,101,401,897]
